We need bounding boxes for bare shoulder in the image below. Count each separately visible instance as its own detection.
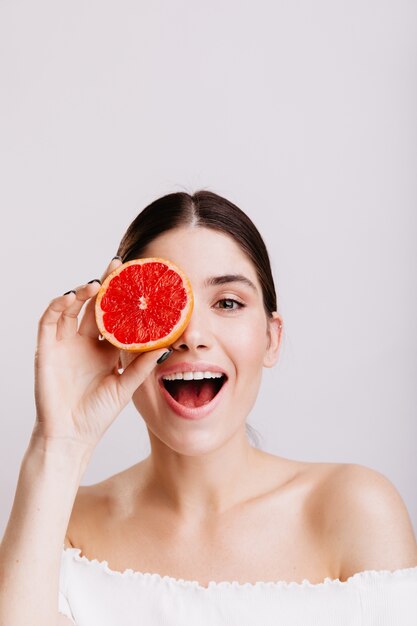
[64,482,110,549]
[63,461,144,550]
[322,463,417,579]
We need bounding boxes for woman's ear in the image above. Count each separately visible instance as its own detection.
[263,312,283,368]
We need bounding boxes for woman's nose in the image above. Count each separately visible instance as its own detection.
[170,304,211,352]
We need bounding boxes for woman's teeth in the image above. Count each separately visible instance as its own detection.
[162,371,224,381]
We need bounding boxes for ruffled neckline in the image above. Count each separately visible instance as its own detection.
[62,546,417,592]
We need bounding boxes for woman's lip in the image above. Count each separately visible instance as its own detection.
[158,377,228,420]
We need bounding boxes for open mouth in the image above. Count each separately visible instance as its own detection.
[161,375,228,408]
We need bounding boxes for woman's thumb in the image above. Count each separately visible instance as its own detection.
[118,348,173,397]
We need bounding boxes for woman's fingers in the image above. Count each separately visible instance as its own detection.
[37,291,77,346]
[78,257,123,338]
[56,281,102,340]
[38,258,123,346]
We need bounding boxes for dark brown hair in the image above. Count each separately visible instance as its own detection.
[117,190,277,319]
[117,189,281,448]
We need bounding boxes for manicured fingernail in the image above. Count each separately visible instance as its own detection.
[112,255,123,261]
[156,349,173,364]
[87,279,101,285]
[63,290,76,296]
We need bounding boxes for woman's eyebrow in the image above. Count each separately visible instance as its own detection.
[203,274,258,292]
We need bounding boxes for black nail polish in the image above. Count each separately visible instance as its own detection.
[87,279,101,285]
[112,255,123,261]
[156,349,173,364]
[63,290,76,296]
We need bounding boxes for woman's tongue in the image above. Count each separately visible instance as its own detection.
[170,379,219,408]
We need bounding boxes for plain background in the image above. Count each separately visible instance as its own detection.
[0,1,416,540]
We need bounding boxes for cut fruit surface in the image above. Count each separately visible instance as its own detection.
[95,258,194,351]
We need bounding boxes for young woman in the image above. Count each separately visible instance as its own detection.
[1,190,416,625]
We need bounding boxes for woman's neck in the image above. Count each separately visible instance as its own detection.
[140,432,264,523]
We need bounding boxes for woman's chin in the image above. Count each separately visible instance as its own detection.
[145,420,244,458]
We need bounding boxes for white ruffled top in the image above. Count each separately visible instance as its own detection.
[59,546,417,625]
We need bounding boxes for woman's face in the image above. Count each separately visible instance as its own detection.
[120,226,282,456]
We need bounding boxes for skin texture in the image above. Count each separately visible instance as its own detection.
[65,226,417,586]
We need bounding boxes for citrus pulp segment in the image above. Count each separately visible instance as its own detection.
[95,258,194,351]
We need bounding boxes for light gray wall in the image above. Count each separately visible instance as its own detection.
[1,0,416,539]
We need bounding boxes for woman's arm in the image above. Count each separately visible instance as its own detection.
[0,436,92,626]
[0,257,171,626]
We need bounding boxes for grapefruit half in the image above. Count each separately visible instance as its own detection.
[95,258,194,351]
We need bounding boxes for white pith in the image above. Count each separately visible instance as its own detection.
[162,371,225,381]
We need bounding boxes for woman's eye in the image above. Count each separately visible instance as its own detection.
[214,298,245,311]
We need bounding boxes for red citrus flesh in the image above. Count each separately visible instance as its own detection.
[95,258,194,351]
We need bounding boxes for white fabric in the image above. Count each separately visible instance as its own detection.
[58,552,77,624]
[58,546,417,626]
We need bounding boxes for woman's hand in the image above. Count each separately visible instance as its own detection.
[32,257,171,450]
